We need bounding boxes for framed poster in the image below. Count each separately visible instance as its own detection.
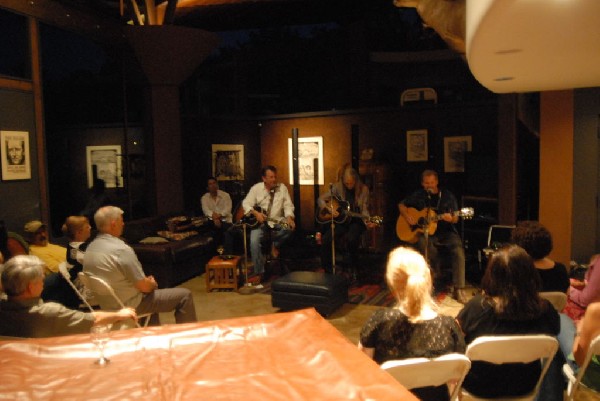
[406,129,428,162]
[444,136,472,173]
[86,145,123,188]
[288,136,324,185]
[1,130,31,180]
[212,144,244,181]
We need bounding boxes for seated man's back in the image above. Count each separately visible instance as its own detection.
[84,206,197,325]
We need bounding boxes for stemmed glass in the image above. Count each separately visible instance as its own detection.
[90,324,111,366]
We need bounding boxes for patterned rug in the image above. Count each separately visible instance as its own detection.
[348,283,396,307]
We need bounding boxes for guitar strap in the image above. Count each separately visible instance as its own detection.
[266,189,275,218]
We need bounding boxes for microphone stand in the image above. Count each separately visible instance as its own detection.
[330,195,336,275]
[423,189,432,264]
[238,222,255,295]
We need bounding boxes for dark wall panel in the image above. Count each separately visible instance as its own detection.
[0,89,40,234]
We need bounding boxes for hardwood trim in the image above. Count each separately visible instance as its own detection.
[29,18,50,227]
[0,77,33,92]
[1,0,125,46]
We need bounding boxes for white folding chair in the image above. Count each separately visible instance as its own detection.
[463,335,558,401]
[78,272,151,328]
[539,291,567,312]
[563,334,600,401]
[381,353,471,401]
[57,261,95,312]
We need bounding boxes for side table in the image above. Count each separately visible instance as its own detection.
[206,255,242,292]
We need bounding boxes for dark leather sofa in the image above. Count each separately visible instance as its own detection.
[122,216,215,288]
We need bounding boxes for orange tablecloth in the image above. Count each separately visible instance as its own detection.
[0,308,417,400]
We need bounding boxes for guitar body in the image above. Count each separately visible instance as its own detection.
[316,196,351,224]
[239,206,289,230]
[239,206,264,229]
[396,208,438,244]
[396,207,474,243]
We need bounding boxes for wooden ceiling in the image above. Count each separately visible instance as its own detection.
[49,0,396,30]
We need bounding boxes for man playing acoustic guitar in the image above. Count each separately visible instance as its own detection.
[318,165,377,280]
[398,169,468,303]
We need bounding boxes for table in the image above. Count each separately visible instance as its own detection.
[205,255,242,292]
[0,308,417,401]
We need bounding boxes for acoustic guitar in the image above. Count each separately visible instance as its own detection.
[396,207,474,243]
[316,196,383,226]
[238,206,289,230]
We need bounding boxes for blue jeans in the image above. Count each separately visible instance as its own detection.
[250,226,293,275]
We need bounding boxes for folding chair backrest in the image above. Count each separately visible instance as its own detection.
[381,353,471,401]
[78,271,149,329]
[539,291,567,312]
[78,272,127,309]
[465,335,558,401]
[564,334,600,400]
[58,262,94,312]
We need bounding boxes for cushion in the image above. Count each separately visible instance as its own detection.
[139,236,169,244]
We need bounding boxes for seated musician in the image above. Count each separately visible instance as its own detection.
[397,169,467,303]
[318,165,376,279]
[234,165,295,285]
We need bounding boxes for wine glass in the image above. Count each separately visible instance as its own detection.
[90,324,111,366]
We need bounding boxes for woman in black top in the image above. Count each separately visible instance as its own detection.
[457,245,560,398]
[359,247,465,401]
[511,221,569,293]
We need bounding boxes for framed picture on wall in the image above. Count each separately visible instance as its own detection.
[444,136,472,173]
[86,145,123,188]
[212,144,244,181]
[406,129,428,162]
[1,130,31,181]
[288,136,324,185]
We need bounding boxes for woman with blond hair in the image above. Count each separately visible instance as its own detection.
[359,247,465,401]
[62,215,92,272]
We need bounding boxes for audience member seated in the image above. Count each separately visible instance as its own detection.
[359,247,465,401]
[511,222,574,400]
[84,206,197,325]
[566,254,600,322]
[24,220,66,274]
[0,255,136,338]
[63,216,92,278]
[569,302,600,391]
[511,221,569,293]
[457,244,560,399]
[0,220,28,262]
[201,176,232,247]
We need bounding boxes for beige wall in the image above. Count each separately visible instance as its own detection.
[539,91,574,265]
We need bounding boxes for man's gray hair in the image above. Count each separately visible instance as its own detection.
[94,206,124,232]
[1,255,45,297]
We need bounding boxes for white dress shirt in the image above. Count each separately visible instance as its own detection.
[201,189,233,223]
[242,183,295,221]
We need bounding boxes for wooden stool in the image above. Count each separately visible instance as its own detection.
[205,255,242,292]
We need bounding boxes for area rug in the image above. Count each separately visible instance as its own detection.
[348,283,396,307]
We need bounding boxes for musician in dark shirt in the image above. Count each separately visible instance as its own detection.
[318,165,376,277]
[398,169,467,303]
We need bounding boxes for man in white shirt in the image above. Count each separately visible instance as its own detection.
[201,177,232,245]
[241,166,295,283]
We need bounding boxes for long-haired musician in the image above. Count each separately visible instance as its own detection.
[317,164,375,279]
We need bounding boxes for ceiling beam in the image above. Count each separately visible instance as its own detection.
[0,0,125,46]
